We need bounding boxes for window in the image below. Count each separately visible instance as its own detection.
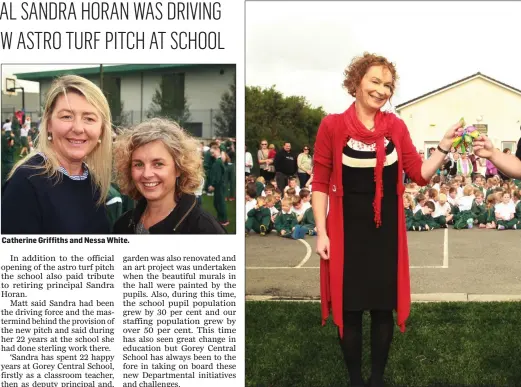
[424,141,438,158]
[162,73,185,113]
[104,76,121,122]
[502,141,516,152]
[183,122,203,137]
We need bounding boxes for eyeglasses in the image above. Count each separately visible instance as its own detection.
[304,148,309,151]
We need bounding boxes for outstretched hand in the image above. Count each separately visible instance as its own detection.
[473,134,495,159]
[440,120,464,150]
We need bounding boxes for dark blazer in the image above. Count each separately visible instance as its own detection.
[113,193,226,234]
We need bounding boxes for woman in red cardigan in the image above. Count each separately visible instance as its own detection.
[312,53,460,387]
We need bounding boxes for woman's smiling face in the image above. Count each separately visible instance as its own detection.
[131,140,180,203]
[357,65,393,112]
[48,92,102,164]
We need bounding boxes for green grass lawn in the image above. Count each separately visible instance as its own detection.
[201,193,236,234]
[246,301,521,387]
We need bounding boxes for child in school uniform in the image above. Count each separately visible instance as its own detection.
[274,198,306,239]
[301,207,316,235]
[245,184,257,222]
[495,192,519,230]
[471,190,486,227]
[245,197,272,236]
[264,194,279,224]
[411,201,437,231]
[438,193,454,225]
[414,193,427,214]
[483,194,497,229]
[284,176,301,196]
[472,175,485,194]
[285,188,297,198]
[485,177,499,198]
[513,190,521,221]
[273,189,282,212]
[291,195,307,223]
[255,176,266,198]
[262,184,275,197]
[453,185,476,229]
[429,189,448,228]
[299,188,312,213]
[208,142,228,226]
[403,193,415,231]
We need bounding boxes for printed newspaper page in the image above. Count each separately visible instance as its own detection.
[0,1,245,386]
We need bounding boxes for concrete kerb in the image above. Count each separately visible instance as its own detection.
[246,294,521,302]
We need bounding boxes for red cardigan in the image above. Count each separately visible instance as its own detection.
[313,112,428,337]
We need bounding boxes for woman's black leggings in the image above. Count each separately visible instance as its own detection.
[338,310,394,386]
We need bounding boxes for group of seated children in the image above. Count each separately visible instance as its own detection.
[404,174,521,231]
[244,175,316,239]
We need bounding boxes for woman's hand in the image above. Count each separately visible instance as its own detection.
[440,121,463,151]
[473,134,496,159]
[316,233,330,260]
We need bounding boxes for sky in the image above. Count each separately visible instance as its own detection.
[246,1,521,114]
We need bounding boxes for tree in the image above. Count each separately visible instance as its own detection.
[214,76,236,138]
[112,101,131,129]
[245,85,326,170]
[146,78,191,127]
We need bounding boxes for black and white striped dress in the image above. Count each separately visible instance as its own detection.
[342,137,399,311]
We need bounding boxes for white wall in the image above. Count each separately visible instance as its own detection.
[397,77,521,151]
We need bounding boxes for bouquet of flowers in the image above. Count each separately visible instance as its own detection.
[452,117,480,153]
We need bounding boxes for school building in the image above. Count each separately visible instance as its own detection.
[396,72,521,154]
[13,64,236,139]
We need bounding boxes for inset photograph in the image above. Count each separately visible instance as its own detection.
[1,64,236,234]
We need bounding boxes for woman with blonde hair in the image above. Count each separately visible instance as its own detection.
[112,118,225,234]
[2,75,113,234]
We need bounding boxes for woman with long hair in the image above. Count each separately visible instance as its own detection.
[2,75,113,234]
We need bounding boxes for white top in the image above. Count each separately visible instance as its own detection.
[414,204,422,214]
[269,206,279,216]
[431,199,442,217]
[245,152,253,173]
[457,196,474,212]
[245,199,257,221]
[457,187,464,198]
[447,196,457,206]
[438,202,451,217]
[291,205,306,217]
[194,177,204,196]
[301,201,312,212]
[2,122,11,131]
[20,127,29,137]
[495,202,515,220]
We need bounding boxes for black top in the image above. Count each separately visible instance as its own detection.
[342,138,399,311]
[1,154,110,234]
[274,149,297,175]
[113,193,227,234]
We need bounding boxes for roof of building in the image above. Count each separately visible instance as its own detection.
[396,72,521,110]
[14,64,230,81]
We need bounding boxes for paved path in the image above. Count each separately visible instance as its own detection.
[246,229,521,299]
